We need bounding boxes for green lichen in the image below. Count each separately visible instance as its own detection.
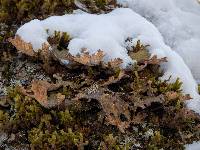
[28,128,86,149]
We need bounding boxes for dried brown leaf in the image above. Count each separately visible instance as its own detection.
[107,58,123,68]
[166,91,179,101]
[138,55,167,71]
[19,80,63,108]
[131,113,146,124]
[74,85,131,132]
[101,93,130,133]
[0,96,9,107]
[103,70,126,86]
[134,95,164,109]
[73,49,105,65]
[176,108,200,120]
[166,92,192,102]
[8,35,35,56]
[129,49,149,62]
[9,36,123,68]
[31,80,50,103]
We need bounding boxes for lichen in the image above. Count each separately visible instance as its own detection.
[1,1,200,149]
[1,53,200,149]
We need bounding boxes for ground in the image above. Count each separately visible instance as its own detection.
[0,0,200,149]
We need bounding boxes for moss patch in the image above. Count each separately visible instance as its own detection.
[1,57,200,149]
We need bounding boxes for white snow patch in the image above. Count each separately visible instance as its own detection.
[185,141,200,150]
[117,0,200,81]
[16,8,200,113]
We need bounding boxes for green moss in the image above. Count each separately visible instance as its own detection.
[95,0,108,9]
[48,31,71,51]
[100,134,121,150]
[114,67,121,78]
[0,110,10,131]
[0,0,75,24]
[152,77,183,94]
[62,86,72,97]
[2,62,12,80]
[1,87,88,149]
[28,127,87,149]
[58,109,73,125]
[80,0,114,13]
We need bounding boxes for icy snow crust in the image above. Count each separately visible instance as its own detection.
[16,8,200,114]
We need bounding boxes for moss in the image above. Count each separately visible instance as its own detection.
[95,0,109,9]
[80,0,115,13]
[0,87,88,149]
[151,77,183,94]
[62,86,73,97]
[1,1,200,149]
[2,62,13,80]
[58,109,73,125]
[0,110,10,131]
[29,127,86,149]
[0,0,74,24]
[114,67,121,78]
[48,31,71,51]
[0,0,113,25]
[148,131,165,149]
[99,134,121,150]
[3,47,196,150]
[1,60,200,149]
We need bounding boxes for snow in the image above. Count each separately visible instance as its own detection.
[185,142,200,150]
[16,7,200,114]
[117,0,200,82]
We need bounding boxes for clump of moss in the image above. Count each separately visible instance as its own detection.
[0,110,10,131]
[0,87,88,149]
[29,128,87,149]
[0,0,115,25]
[47,31,71,51]
[0,0,75,24]
[0,0,75,53]
[1,55,200,149]
[80,0,116,13]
